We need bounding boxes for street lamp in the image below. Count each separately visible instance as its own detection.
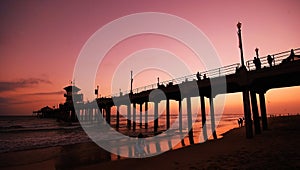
[237,22,245,67]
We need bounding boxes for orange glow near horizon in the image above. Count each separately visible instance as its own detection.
[0,0,299,115]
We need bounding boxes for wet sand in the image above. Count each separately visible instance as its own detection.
[1,115,299,170]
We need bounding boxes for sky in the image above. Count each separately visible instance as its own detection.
[0,0,299,115]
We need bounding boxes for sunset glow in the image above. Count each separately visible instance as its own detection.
[1,0,299,115]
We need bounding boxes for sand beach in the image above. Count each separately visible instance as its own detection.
[0,115,299,170]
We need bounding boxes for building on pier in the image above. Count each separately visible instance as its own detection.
[33,83,83,122]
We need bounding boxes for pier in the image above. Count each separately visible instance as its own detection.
[76,47,300,139]
[34,23,300,140]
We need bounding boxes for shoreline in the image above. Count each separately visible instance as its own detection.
[0,115,299,169]
[79,115,300,169]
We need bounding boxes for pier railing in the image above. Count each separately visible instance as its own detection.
[104,48,299,98]
[108,63,240,98]
[246,48,300,71]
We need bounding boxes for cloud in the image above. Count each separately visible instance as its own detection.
[0,97,36,105]
[25,90,64,96]
[0,78,52,92]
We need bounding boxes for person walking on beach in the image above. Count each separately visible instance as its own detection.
[237,118,244,127]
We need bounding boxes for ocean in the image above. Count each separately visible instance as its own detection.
[0,113,243,155]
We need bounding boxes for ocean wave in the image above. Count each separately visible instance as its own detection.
[0,125,83,133]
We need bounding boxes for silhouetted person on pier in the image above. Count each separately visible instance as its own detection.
[253,57,261,69]
[203,74,207,79]
[167,82,173,87]
[257,57,261,69]
[288,49,300,60]
[196,71,201,80]
[267,55,274,67]
[290,49,295,61]
[282,49,299,64]
[253,57,257,69]
[119,89,123,96]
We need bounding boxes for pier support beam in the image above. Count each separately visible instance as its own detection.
[133,103,136,131]
[250,91,261,134]
[145,102,148,129]
[154,101,159,134]
[209,97,218,140]
[105,106,111,125]
[116,106,120,130]
[85,108,88,121]
[259,92,268,130]
[140,103,143,128]
[94,108,97,121]
[127,104,131,130]
[187,97,194,144]
[243,90,253,138]
[178,99,182,133]
[79,109,83,121]
[200,95,208,140]
[89,108,92,121]
[92,108,95,121]
[96,108,101,122]
[166,98,170,129]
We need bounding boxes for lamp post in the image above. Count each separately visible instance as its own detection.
[95,85,99,98]
[130,70,133,94]
[237,22,245,67]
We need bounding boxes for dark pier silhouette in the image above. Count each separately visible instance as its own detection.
[74,46,300,140]
[35,23,300,141]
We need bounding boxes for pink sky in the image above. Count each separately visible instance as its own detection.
[0,0,299,115]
